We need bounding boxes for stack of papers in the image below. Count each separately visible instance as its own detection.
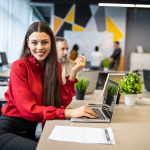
[48,125,116,145]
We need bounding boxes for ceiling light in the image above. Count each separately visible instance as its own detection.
[98,3,135,7]
[136,4,150,8]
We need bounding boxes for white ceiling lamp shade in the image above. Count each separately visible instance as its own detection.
[98,3,150,8]
[98,3,135,7]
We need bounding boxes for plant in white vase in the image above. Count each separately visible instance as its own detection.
[103,58,109,71]
[119,70,144,106]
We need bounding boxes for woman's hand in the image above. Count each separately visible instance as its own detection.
[65,105,97,119]
[69,55,86,81]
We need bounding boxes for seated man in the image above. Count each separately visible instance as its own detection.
[55,36,74,84]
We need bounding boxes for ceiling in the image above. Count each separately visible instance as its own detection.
[31,0,150,4]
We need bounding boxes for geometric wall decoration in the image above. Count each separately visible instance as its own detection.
[106,15,124,42]
[55,4,73,19]
[94,6,106,31]
[56,22,72,37]
[73,24,84,31]
[53,16,63,34]
[85,17,97,32]
[65,6,75,24]
[74,4,92,27]
[53,4,126,71]
[89,5,99,16]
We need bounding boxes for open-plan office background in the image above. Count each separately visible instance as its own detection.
[0,0,150,70]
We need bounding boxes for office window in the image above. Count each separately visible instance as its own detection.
[30,3,54,30]
[0,0,30,63]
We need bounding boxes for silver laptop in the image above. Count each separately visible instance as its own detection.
[77,71,99,94]
[71,79,119,122]
[101,73,125,98]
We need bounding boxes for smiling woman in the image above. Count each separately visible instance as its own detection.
[27,32,51,67]
[0,22,96,150]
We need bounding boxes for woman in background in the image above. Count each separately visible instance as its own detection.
[0,22,96,150]
[68,44,79,61]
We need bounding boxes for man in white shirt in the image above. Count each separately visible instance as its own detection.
[55,37,74,84]
[90,46,103,87]
[90,46,103,70]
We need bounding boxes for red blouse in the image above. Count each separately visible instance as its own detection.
[2,55,77,123]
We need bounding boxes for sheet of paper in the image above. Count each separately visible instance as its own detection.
[48,125,116,145]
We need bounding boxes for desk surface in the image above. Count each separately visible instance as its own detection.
[0,86,8,102]
[97,70,129,74]
[36,91,150,150]
[0,69,10,78]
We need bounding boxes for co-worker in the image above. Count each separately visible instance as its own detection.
[68,44,79,61]
[0,22,97,150]
[109,41,121,70]
[55,36,74,84]
[90,46,103,70]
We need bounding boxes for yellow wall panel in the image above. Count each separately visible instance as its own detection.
[106,15,124,42]
[65,6,75,23]
[73,24,84,31]
[53,16,63,35]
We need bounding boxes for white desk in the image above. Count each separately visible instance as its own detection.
[0,69,10,79]
[36,90,150,150]
[0,86,8,103]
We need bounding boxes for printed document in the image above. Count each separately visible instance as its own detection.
[48,125,116,145]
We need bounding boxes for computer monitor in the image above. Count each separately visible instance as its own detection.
[0,52,8,65]
[143,69,150,91]
[0,52,8,70]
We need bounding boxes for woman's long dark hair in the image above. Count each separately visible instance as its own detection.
[20,22,62,108]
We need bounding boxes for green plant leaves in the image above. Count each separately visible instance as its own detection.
[107,83,117,97]
[119,70,144,95]
[75,77,90,91]
[103,58,109,68]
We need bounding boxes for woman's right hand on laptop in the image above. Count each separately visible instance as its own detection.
[65,106,97,118]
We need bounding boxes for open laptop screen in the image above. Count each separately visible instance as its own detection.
[102,79,119,121]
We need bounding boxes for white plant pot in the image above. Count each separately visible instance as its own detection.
[124,94,137,106]
[103,67,108,72]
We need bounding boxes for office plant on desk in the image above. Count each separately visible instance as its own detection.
[75,77,90,100]
[103,58,109,72]
[119,70,144,106]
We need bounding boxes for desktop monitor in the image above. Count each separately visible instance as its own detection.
[143,69,150,91]
[0,52,8,66]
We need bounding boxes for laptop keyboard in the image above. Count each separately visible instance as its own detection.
[91,108,105,120]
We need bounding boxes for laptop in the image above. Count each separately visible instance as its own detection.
[143,69,150,91]
[71,79,119,122]
[101,73,125,98]
[77,71,99,94]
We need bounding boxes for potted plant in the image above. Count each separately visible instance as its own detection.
[119,70,144,106]
[106,82,117,106]
[75,77,90,100]
[103,58,109,71]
